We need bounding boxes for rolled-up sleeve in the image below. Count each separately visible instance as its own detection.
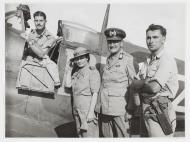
[42,35,56,49]
[89,69,101,93]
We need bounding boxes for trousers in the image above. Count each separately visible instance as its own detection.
[99,114,129,137]
[74,109,99,137]
[142,101,176,137]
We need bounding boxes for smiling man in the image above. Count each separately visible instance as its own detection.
[95,28,136,137]
[131,24,179,137]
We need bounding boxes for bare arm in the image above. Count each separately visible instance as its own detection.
[28,41,49,58]
[87,92,98,122]
[28,33,55,58]
[87,69,101,122]
[64,64,73,88]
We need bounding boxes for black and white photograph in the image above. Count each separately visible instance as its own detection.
[1,0,189,141]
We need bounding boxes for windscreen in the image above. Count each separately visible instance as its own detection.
[59,20,100,54]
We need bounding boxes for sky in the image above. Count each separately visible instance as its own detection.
[5,2,186,60]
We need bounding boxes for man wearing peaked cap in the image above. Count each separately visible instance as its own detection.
[65,46,101,137]
[104,28,126,41]
[95,28,136,137]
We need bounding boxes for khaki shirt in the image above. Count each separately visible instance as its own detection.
[138,50,179,99]
[72,65,101,111]
[96,49,136,116]
[28,28,55,53]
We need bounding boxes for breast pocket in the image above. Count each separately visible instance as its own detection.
[112,63,125,73]
[147,65,158,78]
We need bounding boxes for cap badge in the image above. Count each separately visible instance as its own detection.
[109,30,116,37]
[119,53,123,59]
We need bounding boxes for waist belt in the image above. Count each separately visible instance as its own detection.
[102,82,128,88]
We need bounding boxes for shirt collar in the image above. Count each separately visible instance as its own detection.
[155,48,164,59]
[78,64,90,72]
[149,49,165,60]
[109,48,124,60]
[147,49,165,64]
[35,28,47,38]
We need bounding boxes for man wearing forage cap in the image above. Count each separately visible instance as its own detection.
[95,28,136,137]
[65,47,101,137]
